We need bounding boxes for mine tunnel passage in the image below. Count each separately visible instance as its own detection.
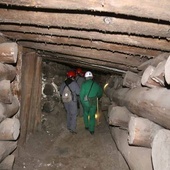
[14,94,128,169]
[13,62,129,170]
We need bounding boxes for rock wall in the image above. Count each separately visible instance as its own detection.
[41,61,70,113]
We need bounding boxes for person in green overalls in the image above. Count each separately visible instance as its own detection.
[80,71,103,135]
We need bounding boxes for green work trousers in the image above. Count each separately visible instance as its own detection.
[83,104,97,132]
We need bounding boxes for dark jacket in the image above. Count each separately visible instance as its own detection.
[75,75,85,88]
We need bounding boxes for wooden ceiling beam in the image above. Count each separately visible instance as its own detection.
[42,53,135,73]
[0,25,169,51]
[49,59,113,73]
[0,35,9,44]
[42,52,137,73]
[0,9,169,38]
[0,0,170,21]
[44,59,122,74]
[17,41,146,67]
[2,31,162,57]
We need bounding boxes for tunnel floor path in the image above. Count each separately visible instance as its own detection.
[13,104,129,170]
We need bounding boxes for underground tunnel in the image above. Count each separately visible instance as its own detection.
[0,1,169,170]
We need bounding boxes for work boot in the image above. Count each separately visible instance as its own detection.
[90,131,94,135]
[85,127,89,130]
[70,130,77,134]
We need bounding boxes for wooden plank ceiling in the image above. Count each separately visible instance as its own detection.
[0,0,169,74]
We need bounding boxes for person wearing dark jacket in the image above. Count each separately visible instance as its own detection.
[80,71,103,135]
[75,68,85,117]
[60,70,80,134]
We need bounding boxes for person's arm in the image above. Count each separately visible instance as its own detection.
[80,83,85,103]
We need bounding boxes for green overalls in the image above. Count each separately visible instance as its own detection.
[80,79,103,133]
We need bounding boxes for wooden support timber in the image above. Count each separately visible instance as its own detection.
[141,55,170,86]
[165,55,170,84]
[105,86,170,129]
[42,53,138,73]
[141,65,162,88]
[0,42,18,64]
[0,141,17,163]
[19,42,144,67]
[108,106,132,129]
[0,154,15,170]
[0,0,170,21]
[0,118,20,141]
[19,51,42,145]
[0,63,16,82]
[0,80,12,104]
[151,60,166,86]
[2,32,162,58]
[152,129,170,170]
[1,25,169,51]
[138,53,170,71]
[0,9,169,38]
[111,127,152,170]
[128,116,163,148]
[123,71,141,88]
[0,96,20,123]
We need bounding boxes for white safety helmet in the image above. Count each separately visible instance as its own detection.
[85,71,93,78]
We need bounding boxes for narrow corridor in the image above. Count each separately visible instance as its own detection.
[14,103,129,170]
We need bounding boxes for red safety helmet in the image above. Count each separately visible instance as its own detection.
[67,70,76,78]
[76,68,84,76]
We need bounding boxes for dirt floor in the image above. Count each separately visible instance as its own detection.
[13,103,129,170]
